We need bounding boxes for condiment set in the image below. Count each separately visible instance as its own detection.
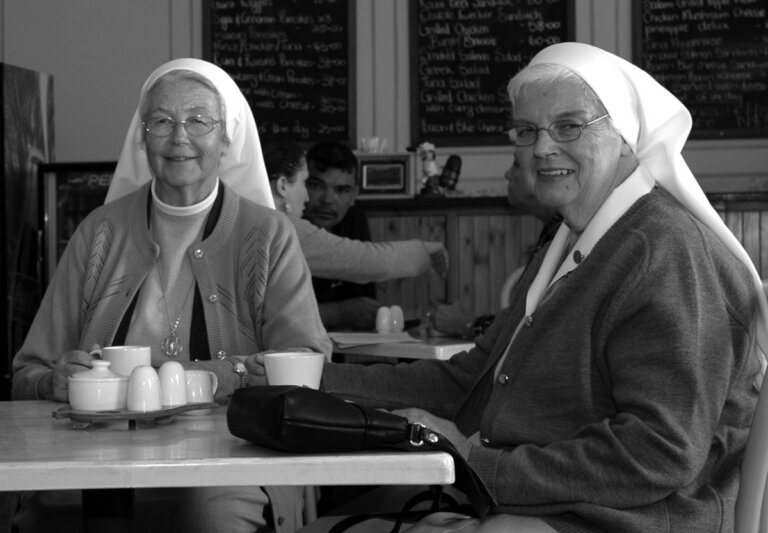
[68,357,217,413]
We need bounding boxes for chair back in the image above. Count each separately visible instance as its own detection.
[736,371,768,533]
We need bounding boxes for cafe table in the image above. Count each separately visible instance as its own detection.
[331,331,474,362]
[0,400,455,490]
[0,400,455,530]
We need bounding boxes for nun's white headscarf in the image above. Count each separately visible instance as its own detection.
[518,42,768,374]
[105,58,274,208]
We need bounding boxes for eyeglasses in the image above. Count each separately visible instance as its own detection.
[507,114,610,146]
[142,115,221,137]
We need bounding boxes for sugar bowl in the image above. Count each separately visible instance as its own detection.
[68,360,128,411]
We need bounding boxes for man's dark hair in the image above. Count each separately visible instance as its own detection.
[306,141,358,183]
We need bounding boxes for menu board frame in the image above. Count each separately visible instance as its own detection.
[202,0,357,145]
[633,0,768,140]
[410,0,575,147]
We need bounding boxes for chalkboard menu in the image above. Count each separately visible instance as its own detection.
[410,0,574,146]
[635,0,768,139]
[203,0,355,144]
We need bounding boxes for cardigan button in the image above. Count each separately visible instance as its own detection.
[214,351,227,359]
[208,294,218,303]
[276,517,285,525]
[194,249,204,259]
[480,437,490,446]
[497,374,509,385]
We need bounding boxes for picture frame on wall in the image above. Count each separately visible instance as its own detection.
[355,153,415,199]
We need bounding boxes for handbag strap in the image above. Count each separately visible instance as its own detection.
[388,424,496,517]
[327,486,469,533]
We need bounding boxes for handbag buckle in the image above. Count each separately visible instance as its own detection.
[409,423,425,446]
[408,423,439,447]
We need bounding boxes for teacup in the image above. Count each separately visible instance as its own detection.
[127,365,162,412]
[184,370,219,415]
[263,352,325,389]
[158,361,187,407]
[91,345,151,377]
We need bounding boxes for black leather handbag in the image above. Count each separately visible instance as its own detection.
[226,385,496,520]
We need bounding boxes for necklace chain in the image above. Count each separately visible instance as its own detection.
[157,265,195,358]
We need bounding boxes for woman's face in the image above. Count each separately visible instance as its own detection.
[143,77,228,206]
[513,80,627,232]
[283,162,310,221]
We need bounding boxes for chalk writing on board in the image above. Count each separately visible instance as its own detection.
[636,0,768,138]
[411,0,573,146]
[206,0,353,143]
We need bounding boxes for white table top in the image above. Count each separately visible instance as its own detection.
[333,334,474,361]
[0,400,455,491]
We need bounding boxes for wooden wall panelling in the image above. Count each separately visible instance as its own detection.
[367,213,447,321]
[366,201,545,320]
[742,211,762,276]
[760,213,768,279]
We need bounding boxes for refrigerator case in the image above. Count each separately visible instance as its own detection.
[37,162,115,284]
[1,63,54,400]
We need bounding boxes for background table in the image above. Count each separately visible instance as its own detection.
[0,400,455,491]
[332,334,474,362]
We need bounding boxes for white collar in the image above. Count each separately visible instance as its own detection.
[151,178,219,217]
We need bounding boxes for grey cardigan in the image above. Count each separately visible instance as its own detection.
[322,188,760,532]
[13,183,331,533]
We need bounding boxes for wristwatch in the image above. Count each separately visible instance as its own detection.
[229,358,248,388]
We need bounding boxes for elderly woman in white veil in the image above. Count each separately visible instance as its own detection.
[296,43,768,533]
[12,58,328,532]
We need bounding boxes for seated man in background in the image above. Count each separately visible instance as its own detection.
[304,141,380,330]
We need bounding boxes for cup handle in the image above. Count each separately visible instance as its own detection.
[209,372,219,396]
[89,348,103,359]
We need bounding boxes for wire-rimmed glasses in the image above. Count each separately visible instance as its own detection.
[142,115,221,137]
[507,114,610,146]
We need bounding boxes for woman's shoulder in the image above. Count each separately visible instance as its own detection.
[225,187,293,233]
[621,187,750,275]
[77,187,147,231]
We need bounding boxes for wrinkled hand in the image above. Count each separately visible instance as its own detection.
[424,241,449,278]
[47,344,100,403]
[390,407,471,460]
[433,301,474,338]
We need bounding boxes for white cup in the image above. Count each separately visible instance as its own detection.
[158,361,187,408]
[184,370,219,415]
[92,345,151,378]
[127,365,162,412]
[263,352,325,389]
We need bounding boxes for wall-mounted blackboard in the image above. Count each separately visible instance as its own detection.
[410,0,574,147]
[634,0,768,139]
[203,0,355,144]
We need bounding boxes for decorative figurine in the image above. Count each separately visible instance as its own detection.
[414,142,463,197]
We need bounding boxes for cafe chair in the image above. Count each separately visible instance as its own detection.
[735,357,768,533]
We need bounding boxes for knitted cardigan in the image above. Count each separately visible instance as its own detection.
[322,188,760,532]
[12,183,331,533]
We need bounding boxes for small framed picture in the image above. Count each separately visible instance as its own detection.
[356,153,414,199]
